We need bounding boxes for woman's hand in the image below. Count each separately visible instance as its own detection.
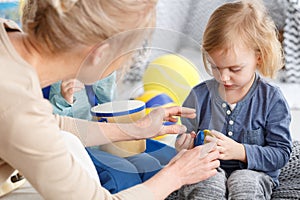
[133,106,196,139]
[92,106,196,145]
[143,145,220,199]
[168,145,220,185]
[206,130,246,162]
[175,131,196,152]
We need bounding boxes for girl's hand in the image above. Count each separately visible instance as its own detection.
[206,130,246,162]
[175,131,196,152]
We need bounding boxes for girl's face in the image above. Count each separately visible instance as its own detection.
[206,43,260,100]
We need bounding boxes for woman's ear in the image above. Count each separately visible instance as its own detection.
[92,43,110,65]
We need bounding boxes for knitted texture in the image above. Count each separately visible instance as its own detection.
[272,140,300,199]
[280,0,300,83]
[165,141,300,200]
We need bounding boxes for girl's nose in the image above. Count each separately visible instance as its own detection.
[219,69,230,82]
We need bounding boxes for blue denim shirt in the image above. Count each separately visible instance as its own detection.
[181,74,292,186]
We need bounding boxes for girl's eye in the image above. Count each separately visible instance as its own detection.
[230,67,242,72]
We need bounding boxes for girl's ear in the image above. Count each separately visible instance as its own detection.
[256,52,262,65]
[92,43,110,65]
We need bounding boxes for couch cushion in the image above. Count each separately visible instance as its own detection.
[272,140,300,199]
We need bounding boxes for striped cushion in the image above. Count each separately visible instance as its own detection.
[281,0,300,83]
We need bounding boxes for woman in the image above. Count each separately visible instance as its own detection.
[0,0,220,199]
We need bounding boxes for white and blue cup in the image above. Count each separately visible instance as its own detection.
[91,100,146,157]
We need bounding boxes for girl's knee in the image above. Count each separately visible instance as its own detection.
[227,170,273,200]
[179,169,227,199]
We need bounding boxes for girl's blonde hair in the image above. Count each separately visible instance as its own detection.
[202,0,283,78]
[21,0,156,53]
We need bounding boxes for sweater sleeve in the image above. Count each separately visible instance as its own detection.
[245,89,292,171]
[0,96,154,199]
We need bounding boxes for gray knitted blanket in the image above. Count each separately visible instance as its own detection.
[166,141,300,200]
[272,141,300,199]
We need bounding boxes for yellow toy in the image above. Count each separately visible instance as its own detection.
[143,54,201,106]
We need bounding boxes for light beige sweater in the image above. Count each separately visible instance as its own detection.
[0,18,153,199]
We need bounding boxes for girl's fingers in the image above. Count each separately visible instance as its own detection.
[176,134,187,146]
[210,130,225,139]
[190,131,196,138]
[189,137,195,149]
[183,134,193,148]
[176,133,195,150]
[216,146,224,153]
[219,155,225,160]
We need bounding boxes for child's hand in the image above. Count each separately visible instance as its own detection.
[61,79,84,104]
[207,130,246,162]
[175,131,196,152]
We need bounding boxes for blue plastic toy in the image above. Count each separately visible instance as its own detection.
[194,130,205,146]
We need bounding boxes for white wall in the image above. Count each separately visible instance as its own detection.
[291,110,300,141]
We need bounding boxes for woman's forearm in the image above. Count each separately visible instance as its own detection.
[57,107,195,147]
[57,115,144,146]
[142,165,182,200]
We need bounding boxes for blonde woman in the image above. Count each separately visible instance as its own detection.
[0,0,220,199]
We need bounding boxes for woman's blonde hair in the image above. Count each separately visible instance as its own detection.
[21,0,156,53]
[202,0,283,78]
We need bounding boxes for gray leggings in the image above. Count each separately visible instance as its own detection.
[178,168,274,200]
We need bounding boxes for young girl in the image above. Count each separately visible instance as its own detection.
[175,0,292,199]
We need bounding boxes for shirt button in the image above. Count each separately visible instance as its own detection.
[229,120,234,125]
[228,131,233,136]
[226,110,231,115]
[222,103,227,108]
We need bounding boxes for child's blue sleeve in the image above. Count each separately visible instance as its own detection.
[48,81,74,117]
[93,72,116,104]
